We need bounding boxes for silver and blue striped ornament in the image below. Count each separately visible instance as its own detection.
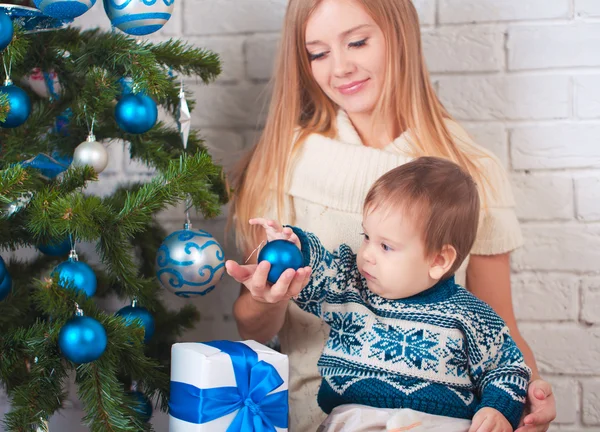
[103,0,174,36]
[34,0,95,20]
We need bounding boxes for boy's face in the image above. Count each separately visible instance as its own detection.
[357,206,435,299]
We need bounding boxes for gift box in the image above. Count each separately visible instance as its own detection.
[169,340,289,431]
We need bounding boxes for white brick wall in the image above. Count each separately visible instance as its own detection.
[3,0,599,430]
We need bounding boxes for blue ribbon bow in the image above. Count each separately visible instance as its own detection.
[169,340,288,431]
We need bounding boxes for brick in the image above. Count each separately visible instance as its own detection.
[187,36,246,83]
[413,0,435,26]
[581,277,600,324]
[183,0,287,36]
[511,124,600,170]
[576,176,600,221]
[438,0,569,24]
[546,377,578,424]
[508,24,600,70]
[513,225,600,272]
[437,76,569,121]
[520,324,600,375]
[584,379,600,425]
[462,123,508,167]
[576,0,600,17]
[186,82,270,128]
[575,75,600,119]
[511,273,578,321]
[511,173,574,220]
[422,26,504,73]
[246,34,280,80]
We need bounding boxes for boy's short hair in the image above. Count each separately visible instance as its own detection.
[364,157,480,278]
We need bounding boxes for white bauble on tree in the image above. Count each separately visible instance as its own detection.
[72,134,108,174]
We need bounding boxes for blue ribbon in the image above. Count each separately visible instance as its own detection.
[169,340,288,431]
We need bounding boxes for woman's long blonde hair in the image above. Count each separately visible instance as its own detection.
[229,0,488,255]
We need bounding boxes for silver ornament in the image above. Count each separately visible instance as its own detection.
[1,191,33,218]
[72,134,109,174]
[155,226,225,298]
[176,81,190,150]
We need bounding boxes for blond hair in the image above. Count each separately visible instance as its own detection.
[229,0,488,255]
[364,157,480,278]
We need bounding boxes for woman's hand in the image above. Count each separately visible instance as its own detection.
[249,217,301,249]
[515,379,556,432]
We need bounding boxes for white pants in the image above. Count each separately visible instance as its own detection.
[317,404,472,432]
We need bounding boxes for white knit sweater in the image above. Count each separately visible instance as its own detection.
[264,111,523,432]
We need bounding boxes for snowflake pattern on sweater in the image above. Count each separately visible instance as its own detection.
[290,227,531,429]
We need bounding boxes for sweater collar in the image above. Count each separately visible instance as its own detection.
[381,276,458,305]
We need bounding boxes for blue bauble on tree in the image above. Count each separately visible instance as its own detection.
[0,272,11,301]
[156,227,225,298]
[34,0,95,19]
[0,11,14,52]
[116,303,155,343]
[258,240,304,285]
[38,237,71,256]
[58,315,107,363]
[128,390,153,422]
[0,82,31,128]
[115,93,157,134]
[54,257,97,296]
[103,0,174,36]
[0,255,6,283]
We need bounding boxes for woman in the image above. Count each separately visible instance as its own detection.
[226,0,556,431]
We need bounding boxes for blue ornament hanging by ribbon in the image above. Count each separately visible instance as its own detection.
[156,227,225,298]
[258,240,304,285]
[58,315,107,363]
[0,272,11,301]
[128,390,153,423]
[54,254,97,296]
[115,93,157,134]
[169,340,288,431]
[0,11,14,52]
[34,0,95,20]
[116,302,155,343]
[0,81,31,128]
[103,0,174,36]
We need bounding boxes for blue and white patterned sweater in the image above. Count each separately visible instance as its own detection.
[290,227,531,429]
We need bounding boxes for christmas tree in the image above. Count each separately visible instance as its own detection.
[0,1,227,431]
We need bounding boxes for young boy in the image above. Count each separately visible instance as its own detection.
[238,157,530,432]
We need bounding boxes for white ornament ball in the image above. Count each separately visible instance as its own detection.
[72,135,109,174]
[103,0,175,36]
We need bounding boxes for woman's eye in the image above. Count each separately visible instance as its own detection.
[309,52,326,61]
[349,38,368,48]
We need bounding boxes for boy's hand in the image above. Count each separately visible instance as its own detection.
[469,408,513,432]
[249,218,301,250]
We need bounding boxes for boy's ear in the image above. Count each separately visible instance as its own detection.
[428,244,457,280]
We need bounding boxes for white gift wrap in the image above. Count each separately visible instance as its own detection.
[169,340,289,432]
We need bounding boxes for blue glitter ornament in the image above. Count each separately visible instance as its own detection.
[54,256,97,296]
[156,227,225,298]
[128,390,153,422]
[103,0,174,36]
[0,4,72,33]
[0,82,31,128]
[116,303,155,343]
[0,255,6,284]
[34,0,95,20]
[38,237,71,256]
[0,11,13,52]
[258,240,304,285]
[115,93,157,134]
[58,315,107,363]
[0,272,11,301]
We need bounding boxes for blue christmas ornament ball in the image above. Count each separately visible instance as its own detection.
[115,93,157,134]
[103,0,174,36]
[116,305,155,343]
[0,255,6,284]
[0,84,31,128]
[0,272,11,301]
[58,315,107,363]
[129,390,153,422]
[156,228,225,298]
[34,0,96,20]
[54,259,97,296]
[38,237,71,256]
[258,240,304,285]
[0,11,14,52]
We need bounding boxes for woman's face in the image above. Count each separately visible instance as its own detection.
[305,0,387,117]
